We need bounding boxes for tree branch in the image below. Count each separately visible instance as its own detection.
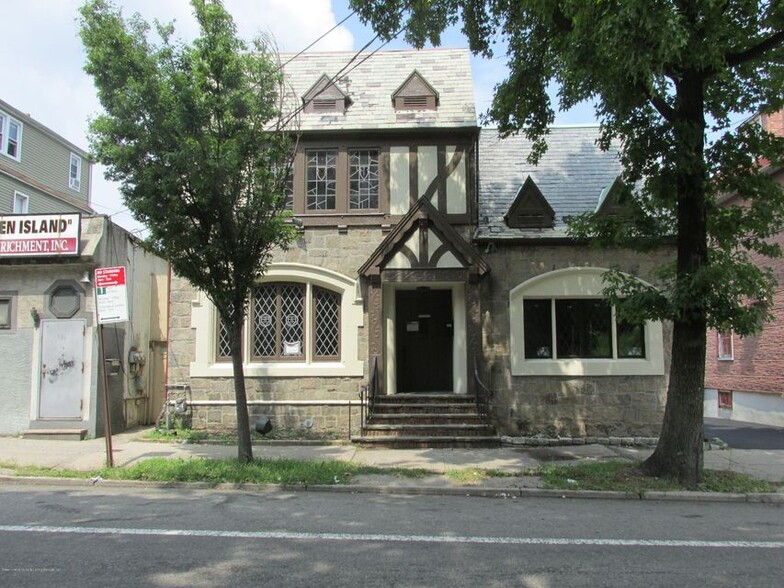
[725,29,784,67]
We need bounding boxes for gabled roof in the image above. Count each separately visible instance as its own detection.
[359,196,489,277]
[281,48,476,132]
[594,176,631,216]
[477,126,622,240]
[504,176,555,229]
[392,71,439,109]
[302,74,351,112]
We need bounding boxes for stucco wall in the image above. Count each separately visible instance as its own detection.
[480,243,674,437]
[0,328,32,435]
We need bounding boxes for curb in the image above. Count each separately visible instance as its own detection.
[2,475,783,504]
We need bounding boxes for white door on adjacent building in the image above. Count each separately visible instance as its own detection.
[39,319,85,419]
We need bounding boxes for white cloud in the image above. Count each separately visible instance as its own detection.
[0,0,354,233]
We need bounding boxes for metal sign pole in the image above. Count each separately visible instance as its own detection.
[98,323,114,467]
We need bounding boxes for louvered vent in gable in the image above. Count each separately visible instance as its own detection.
[303,74,351,114]
[504,176,556,229]
[392,71,438,111]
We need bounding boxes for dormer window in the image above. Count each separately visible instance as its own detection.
[504,176,555,229]
[302,74,351,114]
[595,176,633,217]
[392,71,438,111]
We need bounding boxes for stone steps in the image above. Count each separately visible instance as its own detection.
[356,393,497,448]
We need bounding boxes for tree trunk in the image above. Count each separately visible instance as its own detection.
[230,319,253,463]
[642,319,706,487]
[642,71,708,488]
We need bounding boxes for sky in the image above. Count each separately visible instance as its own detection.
[1,0,596,235]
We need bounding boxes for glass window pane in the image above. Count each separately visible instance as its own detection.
[523,299,552,358]
[216,314,232,360]
[314,287,340,358]
[349,149,379,209]
[279,284,304,357]
[555,299,612,358]
[306,150,336,210]
[617,320,646,358]
[253,284,279,358]
[0,299,10,329]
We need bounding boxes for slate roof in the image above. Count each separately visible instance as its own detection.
[477,126,622,240]
[280,48,476,132]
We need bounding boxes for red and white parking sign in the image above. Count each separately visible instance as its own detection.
[94,266,129,324]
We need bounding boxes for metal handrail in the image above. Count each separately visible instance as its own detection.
[473,358,493,425]
[361,356,378,434]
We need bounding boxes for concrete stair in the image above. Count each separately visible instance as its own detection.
[21,429,87,441]
[355,393,498,448]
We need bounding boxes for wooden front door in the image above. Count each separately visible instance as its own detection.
[395,289,453,393]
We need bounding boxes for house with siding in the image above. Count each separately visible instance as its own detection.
[0,98,169,439]
[704,111,784,427]
[167,48,672,443]
[0,98,92,216]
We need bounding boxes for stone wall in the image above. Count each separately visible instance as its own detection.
[480,242,674,437]
[167,226,384,436]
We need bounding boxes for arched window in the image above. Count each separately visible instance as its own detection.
[509,267,665,376]
[195,263,363,377]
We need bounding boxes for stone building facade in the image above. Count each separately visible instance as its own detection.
[167,49,673,439]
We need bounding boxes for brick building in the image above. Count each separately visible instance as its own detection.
[704,111,784,427]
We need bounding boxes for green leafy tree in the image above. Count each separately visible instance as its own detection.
[352,0,784,486]
[80,0,297,462]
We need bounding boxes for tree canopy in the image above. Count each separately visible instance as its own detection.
[352,0,784,486]
[80,0,297,461]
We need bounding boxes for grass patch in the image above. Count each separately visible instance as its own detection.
[2,457,431,486]
[444,468,517,485]
[538,460,777,493]
[140,428,340,444]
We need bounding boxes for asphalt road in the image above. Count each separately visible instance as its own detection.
[704,418,784,449]
[1,484,782,587]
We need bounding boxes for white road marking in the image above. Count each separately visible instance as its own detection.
[1,525,783,548]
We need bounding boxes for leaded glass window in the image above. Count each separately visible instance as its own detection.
[216,282,342,363]
[349,149,379,209]
[216,315,232,361]
[252,283,305,360]
[314,286,340,358]
[306,150,337,210]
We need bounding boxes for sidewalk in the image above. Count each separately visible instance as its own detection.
[1,427,783,497]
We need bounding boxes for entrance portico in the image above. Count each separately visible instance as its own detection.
[360,197,488,397]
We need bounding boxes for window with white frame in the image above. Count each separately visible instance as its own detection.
[523,298,645,360]
[13,192,29,213]
[191,263,364,378]
[510,267,665,376]
[717,332,734,360]
[216,281,340,363]
[69,153,82,191]
[0,111,22,160]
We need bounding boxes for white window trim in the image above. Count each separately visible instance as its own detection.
[717,332,734,361]
[69,153,82,191]
[0,111,22,161]
[13,191,29,213]
[190,263,364,377]
[510,267,665,376]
